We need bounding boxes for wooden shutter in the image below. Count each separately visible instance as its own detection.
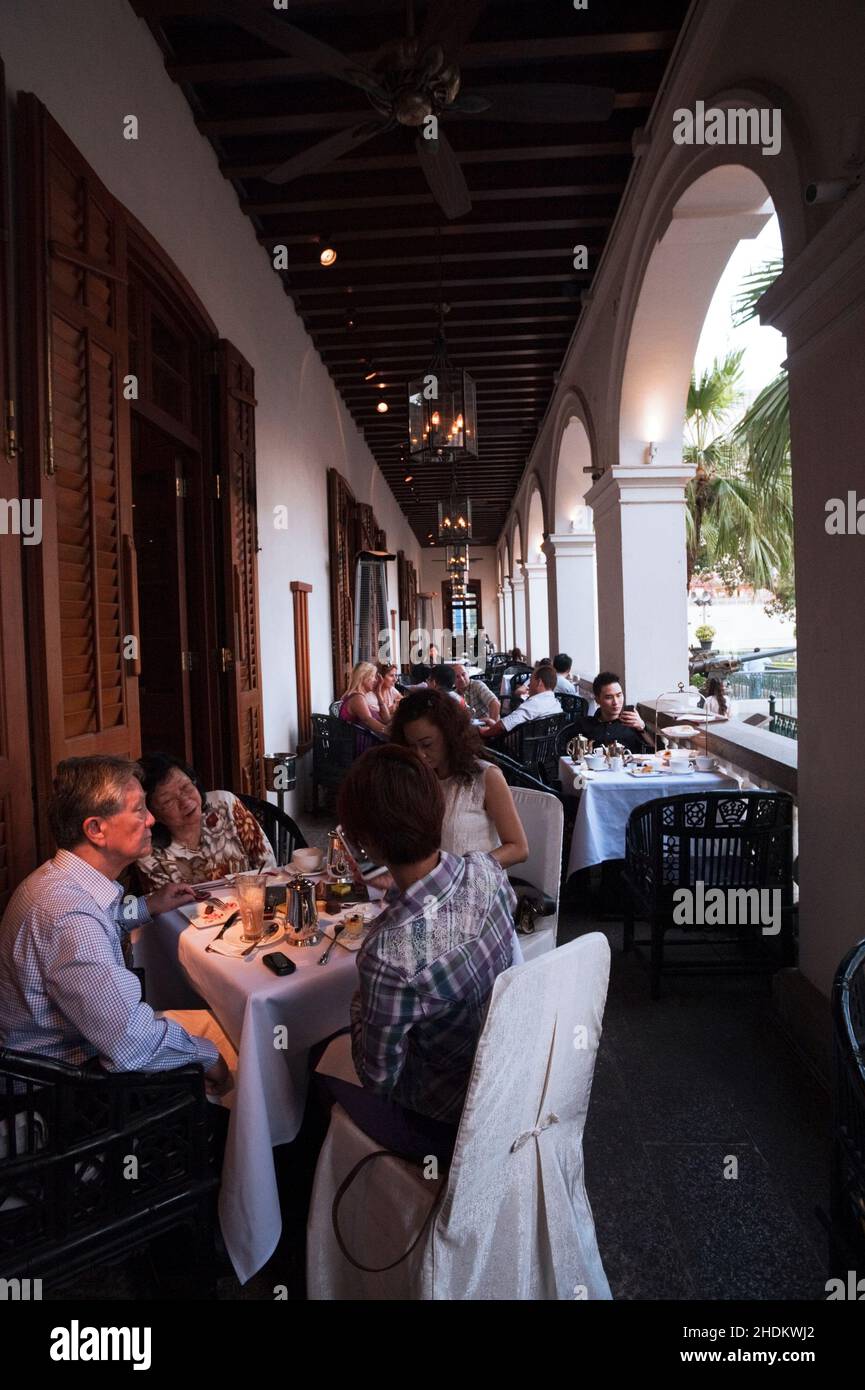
[17,95,139,833]
[0,60,36,904]
[217,339,264,797]
[327,468,354,697]
[290,581,313,752]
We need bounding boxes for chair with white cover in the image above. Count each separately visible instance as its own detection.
[510,786,564,961]
[306,933,612,1301]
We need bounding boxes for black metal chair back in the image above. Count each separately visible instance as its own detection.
[483,655,509,696]
[501,713,566,784]
[831,939,865,1269]
[555,720,585,756]
[555,692,589,719]
[483,748,562,799]
[239,793,307,866]
[311,714,384,811]
[0,1048,217,1287]
[623,790,795,997]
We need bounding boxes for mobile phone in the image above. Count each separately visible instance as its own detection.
[262,952,296,976]
[623,704,635,712]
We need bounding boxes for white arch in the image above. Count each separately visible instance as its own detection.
[554,417,595,532]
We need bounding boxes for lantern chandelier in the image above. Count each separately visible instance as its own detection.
[408,231,478,467]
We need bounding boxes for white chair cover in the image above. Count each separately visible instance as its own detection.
[510,787,563,961]
[307,933,612,1300]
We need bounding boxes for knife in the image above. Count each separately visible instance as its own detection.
[205,910,240,952]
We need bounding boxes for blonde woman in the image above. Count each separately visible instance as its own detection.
[375,662,402,724]
[338,661,389,737]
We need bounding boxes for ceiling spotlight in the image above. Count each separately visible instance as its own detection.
[364,367,378,382]
[319,243,338,267]
[378,381,387,389]
[404,474,414,483]
[376,401,389,413]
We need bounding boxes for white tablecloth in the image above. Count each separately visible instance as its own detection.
[133,904,361,1284]
[559,759,740,876]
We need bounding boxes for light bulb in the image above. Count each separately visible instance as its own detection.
[320,246,337,267]
[376,401,388,413]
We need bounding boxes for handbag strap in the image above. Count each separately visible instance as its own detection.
[332,1149,442,1274]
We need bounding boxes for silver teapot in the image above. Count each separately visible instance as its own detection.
[284,876,321,948]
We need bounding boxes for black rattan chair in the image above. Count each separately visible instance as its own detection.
[501,713,566,785]
[311,714,385,812]
[483,655,509,697]
[555,692,589,719]
[830,939,865,1272]
[239,793,307,866]
[622,790,795,998]
[483,747,562,798]
[0,1048,218,1290]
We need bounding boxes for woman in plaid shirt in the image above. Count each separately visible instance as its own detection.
[315,745,517,1161]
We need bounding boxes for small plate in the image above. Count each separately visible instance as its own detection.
[183,896,240,929]
[626,767,659,778]
[221,916,287,950]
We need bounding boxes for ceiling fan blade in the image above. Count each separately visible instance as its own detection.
[210,1,386,99]
[264,121,385,184]
[460,83,616,124]
[419,0,490,63]
[415,129,472,220]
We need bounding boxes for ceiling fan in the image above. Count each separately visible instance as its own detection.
[210,0,615,219]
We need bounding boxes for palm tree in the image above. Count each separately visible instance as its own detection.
[730,258,791,491]
[683,349,793,590]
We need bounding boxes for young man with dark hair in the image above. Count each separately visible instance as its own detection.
[578,672,651,753]
[316,744,517,1158]
[552,653,577,695]
[481,662,561,738]
[427,662,459,697]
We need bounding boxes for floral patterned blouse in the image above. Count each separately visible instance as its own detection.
[136,789,277,889]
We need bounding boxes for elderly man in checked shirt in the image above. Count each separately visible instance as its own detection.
[312,744,517,1162]
[0,756,231,1095]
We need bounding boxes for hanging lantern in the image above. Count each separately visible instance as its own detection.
[437,495,472,543]
[445,543,469,572]
[408,333,478,463]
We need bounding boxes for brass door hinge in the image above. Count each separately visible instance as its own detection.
[181,650,197,672]
[176,475,188,498]
[218,646,234,673]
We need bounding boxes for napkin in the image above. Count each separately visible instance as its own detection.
[206,921,281,958]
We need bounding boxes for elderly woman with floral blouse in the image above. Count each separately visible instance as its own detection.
[136,753,275,888]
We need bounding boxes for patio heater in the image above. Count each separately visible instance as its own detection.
[263,753,297,815]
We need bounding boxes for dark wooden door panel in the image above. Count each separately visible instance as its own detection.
[217,340,264,797]
[17,95,140,842]
[0,58,36,902]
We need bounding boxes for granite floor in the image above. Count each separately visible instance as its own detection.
[52,815,832,1301]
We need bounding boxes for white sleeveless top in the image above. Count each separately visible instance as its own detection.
[441,761,501,856]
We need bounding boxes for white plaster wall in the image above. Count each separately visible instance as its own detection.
[0,0,422,777]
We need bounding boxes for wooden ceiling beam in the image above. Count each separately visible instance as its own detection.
[166,32,679,84]
[247,185,615,214]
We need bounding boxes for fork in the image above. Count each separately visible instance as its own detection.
[317,924,346,965]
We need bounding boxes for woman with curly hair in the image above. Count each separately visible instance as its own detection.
[391,689,528,870]
[136,753,276,888]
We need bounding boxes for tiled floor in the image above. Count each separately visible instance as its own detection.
[54,820,831,1301]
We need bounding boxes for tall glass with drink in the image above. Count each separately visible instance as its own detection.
[236,872,266,944]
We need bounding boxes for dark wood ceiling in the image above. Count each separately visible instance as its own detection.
[131,0,690,546]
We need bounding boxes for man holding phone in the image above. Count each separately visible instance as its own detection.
[577,672,652,753]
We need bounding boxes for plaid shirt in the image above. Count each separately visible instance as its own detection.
[350,851,517,1122]
[463,678,497,720]
[0,851,218,1072]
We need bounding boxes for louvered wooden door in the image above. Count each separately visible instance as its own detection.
[18,96,140,833]
[217,340,264,798]
[0,60,36,904]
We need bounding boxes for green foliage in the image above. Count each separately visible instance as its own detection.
[684,259,794,620]
[695,624,716,641]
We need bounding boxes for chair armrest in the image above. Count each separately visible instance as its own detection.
[0,1047,205,1091]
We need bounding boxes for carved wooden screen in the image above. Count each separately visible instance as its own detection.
[0,59,36,901]
[217,339,265,797]
[397,550,419,671]
[17,95,140,845]
[290,581,313,753]
[326,470,387,697]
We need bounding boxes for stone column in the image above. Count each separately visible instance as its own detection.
[510,570,527,657]
[496,587,505,653]
[543,525,598,682]
[758,182,865,1005]
[585,464,694,700]
[501,577,514,652]
[522,560,550,664]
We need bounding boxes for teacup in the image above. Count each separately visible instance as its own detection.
[608,755,623,772]
[292,847,323,873]
[695,755,717,772]
[586,753,606,770]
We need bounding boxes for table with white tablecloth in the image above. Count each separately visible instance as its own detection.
[559,759,740,877]
[133,901,362,1284]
